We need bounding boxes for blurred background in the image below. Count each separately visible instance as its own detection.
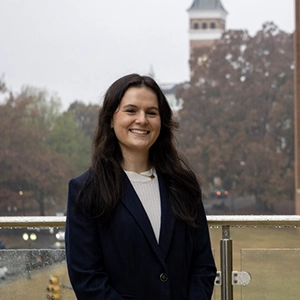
[0,0,296,226]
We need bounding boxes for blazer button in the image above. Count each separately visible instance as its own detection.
[160,273,168,282]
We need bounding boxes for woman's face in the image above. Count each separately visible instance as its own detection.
[111,87,161,156]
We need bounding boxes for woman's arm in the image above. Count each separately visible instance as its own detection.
[188,201,217,300]
[65,176,124,300]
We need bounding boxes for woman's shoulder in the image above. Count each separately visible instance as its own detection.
[69,169,93,187]
[68,169,93,208]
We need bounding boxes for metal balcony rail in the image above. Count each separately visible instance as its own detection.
[0,216,66,228]
[2,215,300,227]
[1,215,300,300]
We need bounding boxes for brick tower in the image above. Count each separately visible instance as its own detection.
[188,0,228,57]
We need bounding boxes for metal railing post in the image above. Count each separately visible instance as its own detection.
[220,225,233,300]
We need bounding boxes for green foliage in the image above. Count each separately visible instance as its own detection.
[47,110,91,175]
[67,101,99,140]
[0,85,94,216]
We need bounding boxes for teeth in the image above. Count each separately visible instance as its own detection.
[130,129,148,134]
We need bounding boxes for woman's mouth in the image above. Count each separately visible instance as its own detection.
[130,129,149,135]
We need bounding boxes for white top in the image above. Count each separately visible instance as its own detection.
[124,168,161,242]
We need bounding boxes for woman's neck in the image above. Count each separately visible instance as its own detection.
[121,152,151,173]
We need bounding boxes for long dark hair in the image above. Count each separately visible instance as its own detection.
[79,74,202,227]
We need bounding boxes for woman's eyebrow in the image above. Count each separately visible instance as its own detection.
[122,104,159,110]
[122,104,137,108]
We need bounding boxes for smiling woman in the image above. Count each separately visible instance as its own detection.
[112,86,161,165]
[65,73,216,300]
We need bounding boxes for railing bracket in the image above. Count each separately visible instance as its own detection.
[232,271,251,286]
[215,271,251,286]
[215,271,221,285]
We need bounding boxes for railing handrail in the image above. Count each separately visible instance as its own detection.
[207,215,300,226]
[0,216,66,228]
[1,215,300,228]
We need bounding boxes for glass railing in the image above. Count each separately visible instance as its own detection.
[1,215,300,300]
[207,215,300,300]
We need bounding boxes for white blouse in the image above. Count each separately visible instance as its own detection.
[124,168,161,243]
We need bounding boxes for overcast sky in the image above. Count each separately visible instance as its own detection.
[0,0,295,110]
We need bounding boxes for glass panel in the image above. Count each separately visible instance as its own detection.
[241,248,300,299]
[0,249,76,299]
[0,227,65,249]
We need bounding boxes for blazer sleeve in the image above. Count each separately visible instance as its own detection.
[65,176,123,300]
[188,201,217,300]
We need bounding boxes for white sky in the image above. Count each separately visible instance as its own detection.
[0,0,295,110]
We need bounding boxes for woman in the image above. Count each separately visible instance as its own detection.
[65,74,216,300]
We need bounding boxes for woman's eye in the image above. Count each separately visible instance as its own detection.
[126,109,136,113]
[147,111,158,116]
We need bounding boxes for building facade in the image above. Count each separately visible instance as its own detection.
[188,0,228,57]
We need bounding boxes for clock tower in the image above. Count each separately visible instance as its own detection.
[188,0,228,57]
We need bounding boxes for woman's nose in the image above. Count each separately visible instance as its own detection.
[135,112,148,124]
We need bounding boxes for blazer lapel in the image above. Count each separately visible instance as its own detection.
[121,172,167,268]
[157,172,176,260]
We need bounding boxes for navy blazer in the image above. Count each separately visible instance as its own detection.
[65,170,216,300]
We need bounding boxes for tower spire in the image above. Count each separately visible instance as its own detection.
[188,0,227,13]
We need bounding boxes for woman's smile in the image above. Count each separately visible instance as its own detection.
[129,129,150,135]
